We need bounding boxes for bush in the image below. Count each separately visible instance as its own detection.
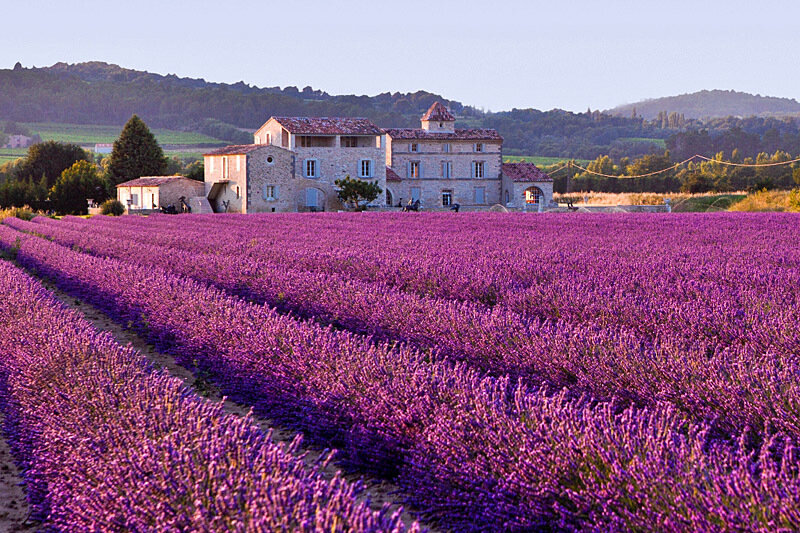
[100,199,125,216]
[0,205,37,221]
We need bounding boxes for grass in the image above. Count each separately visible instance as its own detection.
[0,148,26,165]
[503,155,591,166]
[21,122,227,146]
[616,137,667,148]
[728,189,800,212]
[554,191,750,212]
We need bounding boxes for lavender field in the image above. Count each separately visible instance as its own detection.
[0,212,799,531]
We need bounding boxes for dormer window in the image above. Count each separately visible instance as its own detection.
[410,143,418,153]
[475,143,484,153]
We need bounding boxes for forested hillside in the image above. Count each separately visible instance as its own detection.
[4,62,800,160]
[608,89,800,120]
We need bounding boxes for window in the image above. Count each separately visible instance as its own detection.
[266,133,271,144]
[442,143,451,153]
[472,161,485,178]
[442,161,452,178]
[236,186,240,199]
[359,159,373,178]
[266,155,274,164]
[264,185,277,200]
[474,186,486,204]
[130,193,139,206]
[439,122,444,128]
[474,143,484,152]
[305,159,318,178]
[410,187,421,202]
[442,190,453,206]
[222,156,229,178]
[408,161,420,179]
[409,143,418,153]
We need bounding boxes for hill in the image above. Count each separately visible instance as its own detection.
[607,90,800,120]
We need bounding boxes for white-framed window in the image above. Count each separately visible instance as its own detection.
[264,184,277,201]
[305,159,319,178]
[410,187,421,202]
[474,186,486,204]
[474,143,484,153]
[359,159,373,178]
[442,143,451,153]
[408,161,420,179]
[130,193,139,207]
[442,190,453,206]
[409,143,419,153]
[442,161,452,178]
[472,161,485,178]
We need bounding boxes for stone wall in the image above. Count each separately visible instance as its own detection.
[293,146,386,208]
[245,145,297,213]
[160,179,205,209]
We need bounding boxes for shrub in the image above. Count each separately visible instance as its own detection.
[0,205,37,221]
[100,199,125,216]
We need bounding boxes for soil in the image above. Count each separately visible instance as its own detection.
[0,413,37,532]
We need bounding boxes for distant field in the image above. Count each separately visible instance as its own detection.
[616,137,667,148]
[21,122,227,146]
[503,155,590,166]
[0,148,26,165]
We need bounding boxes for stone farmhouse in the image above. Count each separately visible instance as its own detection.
[116,175,205,214]
[199,102,552,213]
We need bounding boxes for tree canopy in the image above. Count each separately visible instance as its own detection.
[106,115,167,186]
[334,176,382,211]
[49,160,109,215]
[16,141,89,186]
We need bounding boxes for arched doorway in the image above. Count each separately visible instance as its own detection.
[524,186,544,205]
[386,187,394,207]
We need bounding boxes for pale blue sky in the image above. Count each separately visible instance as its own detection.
[3,0,799,113]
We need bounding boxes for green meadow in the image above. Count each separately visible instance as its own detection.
[20,122,226,146]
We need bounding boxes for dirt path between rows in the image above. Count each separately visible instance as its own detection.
[40,279,435,532]
[0,413,36,532]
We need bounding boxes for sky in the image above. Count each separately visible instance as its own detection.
[3,0,800,113]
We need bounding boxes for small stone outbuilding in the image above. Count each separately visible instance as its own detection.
[116,175,205,214]
[500,163,554,210]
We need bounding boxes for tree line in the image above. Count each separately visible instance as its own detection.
[0,116,200,214]
[545,150,800,194]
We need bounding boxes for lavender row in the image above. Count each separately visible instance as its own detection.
[0,259,412,532]
[1,226,799,531]
[13,216,800,440]
[43,212,800,312]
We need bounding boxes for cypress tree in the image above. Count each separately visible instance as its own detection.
[107,115,168,185]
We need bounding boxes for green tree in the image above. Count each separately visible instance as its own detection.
[793,167,800,186]
[100,199,125,216]
[16,141,89,186]
[50,160,110,215]
[107,115,167,186]
[334,176,382,211]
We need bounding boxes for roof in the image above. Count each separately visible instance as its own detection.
[116,175,201,188]
[502,163,553,183]
[271,117,382,135]
[203,144,265,156]
[383,128,503,141]
[386,167,401,182]
[422,102,455,122]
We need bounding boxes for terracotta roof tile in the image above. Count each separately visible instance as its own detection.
[421,101,455,122]
[116,175,200,187]
[386,167,401,182]
[272,117,382,135]
[383,128,502,141]
[502,163,553,182]
[203,144,265,156]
